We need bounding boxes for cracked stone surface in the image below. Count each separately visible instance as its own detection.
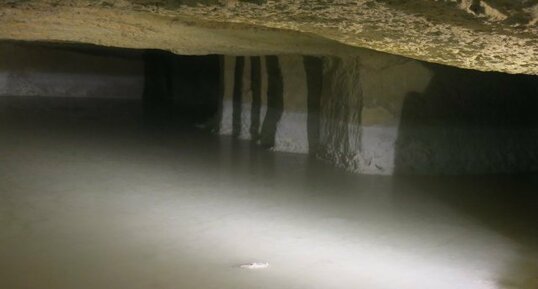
[0,0,537,74]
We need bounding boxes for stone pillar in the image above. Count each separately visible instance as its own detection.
[272,55,309,153]
[219,55,309,153]
[318,56,363,171]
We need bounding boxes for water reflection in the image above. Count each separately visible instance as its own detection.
[0,98,537,289]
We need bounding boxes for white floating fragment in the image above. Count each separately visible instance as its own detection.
[239,262,270,270]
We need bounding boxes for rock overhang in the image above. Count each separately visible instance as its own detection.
[0,0,536,75]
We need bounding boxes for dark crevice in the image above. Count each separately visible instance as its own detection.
[232,56,245,137]
[304,56,323,155]
[394,63,538,175]
[142,50,220,125]
[259,55,284,148]
[250,56,262,142]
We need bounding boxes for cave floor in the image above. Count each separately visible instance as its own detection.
[0,98,537,289]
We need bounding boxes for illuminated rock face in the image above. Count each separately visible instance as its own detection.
[1,42,537,175]
[219,55,310,153]
[1,0,538,176]
[219,53,538,175]
[0,0,537,74]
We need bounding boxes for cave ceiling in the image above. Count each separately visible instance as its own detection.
[0,0,537,74]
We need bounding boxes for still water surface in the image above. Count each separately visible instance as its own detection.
[0,99,537,289]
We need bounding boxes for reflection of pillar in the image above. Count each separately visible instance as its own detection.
[304,56,323,155]
[232,56,245,138]
[260,55,284,148]
[250,56,262,142]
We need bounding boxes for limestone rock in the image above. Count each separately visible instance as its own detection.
[0,0,536,74]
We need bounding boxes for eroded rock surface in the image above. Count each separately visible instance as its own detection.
[219,53,538,175]
[0,0,537,74]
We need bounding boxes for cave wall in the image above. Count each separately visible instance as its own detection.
[219,52,538,175]
[219,55,309,153]
[0,42,146,119]
[0,42,221,123]
[0,42,144,99]
[2,42,537,175]
[393,65,538,175]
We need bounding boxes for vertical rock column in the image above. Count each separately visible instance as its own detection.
[219,56,252,137]
[217,51,538,175]
[272,55,309,153]
[219,55,310,153]
[316,53,432,175]
[317,56,363,171]
[357,53,432,175]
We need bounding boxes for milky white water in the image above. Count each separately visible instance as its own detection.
[0,98,537,289]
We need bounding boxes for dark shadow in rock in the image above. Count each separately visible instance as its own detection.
[143,50,173,123]
[250,56,262,142]
[170,54,220,122]
[207,55,226,132]
[259,55,283,148]
[232,56,245,138]
[394,64,538,175]
[143,50,220,126]
[304,56,323,155]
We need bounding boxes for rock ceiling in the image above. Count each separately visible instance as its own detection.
[0,0,537,74]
